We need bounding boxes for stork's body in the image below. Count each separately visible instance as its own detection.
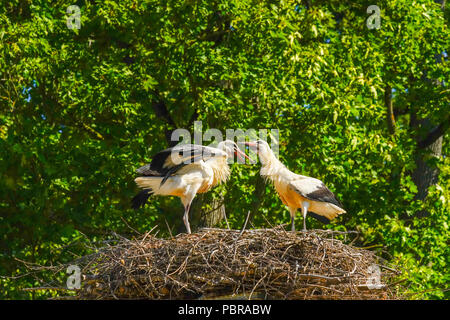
[132,141,247,233]
[246,140,345,231]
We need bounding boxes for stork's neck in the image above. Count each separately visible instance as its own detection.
[259,149,286,181]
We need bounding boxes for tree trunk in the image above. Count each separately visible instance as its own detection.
[409,0,446,216]
[410,115,444,217]
[190,193,226,230]
[412,138,443,202]
[249,175,266,224]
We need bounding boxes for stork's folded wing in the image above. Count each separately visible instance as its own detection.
[288,179,344,209]
[136,144,224,177]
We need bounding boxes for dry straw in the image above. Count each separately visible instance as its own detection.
[59,227,402,300]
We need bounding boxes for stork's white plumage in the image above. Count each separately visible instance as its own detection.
[245,140,346,231]
[132,140,248,233]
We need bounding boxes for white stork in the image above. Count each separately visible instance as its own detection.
[132,140,249,234]
[244,140,346,231]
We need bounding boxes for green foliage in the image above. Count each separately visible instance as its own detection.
[0,0,448,299]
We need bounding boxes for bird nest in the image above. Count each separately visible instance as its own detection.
[57,227,402,300]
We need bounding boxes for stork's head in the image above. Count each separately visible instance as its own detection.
[243,140,274,165]
[217,140,249,163]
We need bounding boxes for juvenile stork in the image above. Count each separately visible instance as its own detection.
[132,140,248,233]
[245,140,345,231]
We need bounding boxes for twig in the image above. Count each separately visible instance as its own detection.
[238,211,251,238]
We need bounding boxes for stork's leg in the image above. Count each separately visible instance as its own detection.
[289,207,297,232]
[302,201,310,232]
[181,185,201,234]
[183,202,192,234]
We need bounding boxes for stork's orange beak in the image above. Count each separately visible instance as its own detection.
[243,141,258,148]
[234,146,250,162]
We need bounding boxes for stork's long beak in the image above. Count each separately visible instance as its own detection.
[243,141,258,148]
[234,146,250,162]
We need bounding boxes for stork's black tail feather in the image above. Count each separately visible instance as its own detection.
[308,212,331,224]
[131,189,153,210]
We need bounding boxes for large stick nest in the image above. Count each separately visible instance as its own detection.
[66,227,401,299]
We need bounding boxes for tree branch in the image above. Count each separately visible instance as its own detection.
[147,90,180,146]
[152,100,176,127]
[385,85,396,135]
[393,106,409,117]
[78,123,105,140]
[188,109,198,126]
[418,116,450,149]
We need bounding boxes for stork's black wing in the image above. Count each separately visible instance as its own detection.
[136,144,205,176]
[135,144,222,187]
[289,180,344,209]
[305,184,343,209]
[135,148,173,176]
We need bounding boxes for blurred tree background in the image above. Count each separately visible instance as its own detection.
[0,0,448,299]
